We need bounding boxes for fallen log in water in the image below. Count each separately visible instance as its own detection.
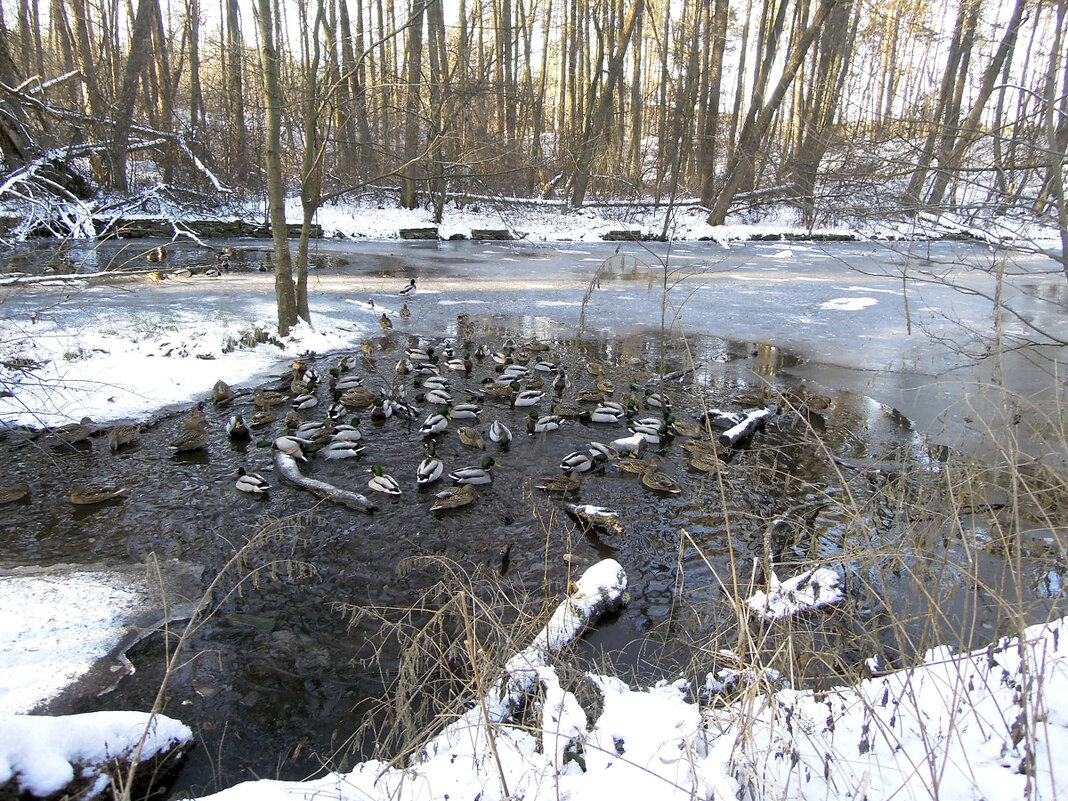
[422,558,627,759]
[273,450,377,513]
[719,408,773,447]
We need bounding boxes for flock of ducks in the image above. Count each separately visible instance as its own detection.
[0,275,811,525]
[183,276,754,522]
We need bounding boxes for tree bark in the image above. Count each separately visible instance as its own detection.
[925,0,1028,208]
[569,0,643,209]
[105,0,156,191]
[400,0,425,208]
[707,0,841,225]
[256,0,298,337]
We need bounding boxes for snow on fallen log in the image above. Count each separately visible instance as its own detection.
[718,407,772,447]
[422,557,628,758]
[273,451,377,513]
[746,566,843,621]
[0,711,192,800]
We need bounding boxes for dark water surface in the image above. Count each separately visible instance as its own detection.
[0,238,1065,796]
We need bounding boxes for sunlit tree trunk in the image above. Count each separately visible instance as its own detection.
[570,0,643,208]
[105,0,156,191]
[400,0,425,208]
[708,0,841,225]
[255,0,298,336]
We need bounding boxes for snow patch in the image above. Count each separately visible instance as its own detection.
[821,296,878,311]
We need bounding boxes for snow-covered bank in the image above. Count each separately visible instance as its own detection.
[0,711,192,799]
[0,562,203,715]
[189,613,1068,801]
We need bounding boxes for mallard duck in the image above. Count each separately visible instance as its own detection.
[0,483,30,504]
[449,403,482,420]
[563,502,624,535]
[449,456,495,485]
[331,418,363,442]
[459,426,485,450]
[683,439,717,458]
[641,456,682,494]
[406,346,432,364]
[368,464,401,495]
[671,418,704,438]
[512,389,543,408]
[273,434,311,461]
[586,361,606,376]
[417,440,444,486]
[253,388,288,409]
[585,404,626,424]
[535,474,581,493]
[421,387,452,406]
[400,278,417,296]
[553,370,567,393]
[430,482,476,511]
[321,440,365,459]
[236,467,270,494]
[370,397,392,420]
[533,360,558,373]
[527,410,561,434]
[549,400,582,418]
[488,420,511,446]
[420,407,449,436]
[184,403,206,430]
[107,424,140,452]
[69,481,125,505]
[588,441,618,460]
[292,392,318,411]
[339,387,375,408]
[560,450,607,473]
[169,426,209,453]
[250,410,276,429]
[379,313,393,331]
[212,379,234,405]
[644,390,672,410]
[331,375,365,393]
[526,339,551,352]
[617,451,649,474]
[419,375,450,391]
[576,389,606,403]
[400,303,412,320]
[688,450,720,473]
[597,379,615,395]
[226,414,251,440]
[631,418,672,445]
[145,246,167,263]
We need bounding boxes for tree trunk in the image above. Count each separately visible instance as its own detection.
[105,0,156,191]
[904,0,981,206]
[925,0,1028,208]
[708,0,842,225]
[698,0,729,205]
[256,0,298,337]
[400,0,425,208]
[225,0,248,182]
[569,0,643,209]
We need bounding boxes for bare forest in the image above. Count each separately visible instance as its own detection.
[0,0,1064,231]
